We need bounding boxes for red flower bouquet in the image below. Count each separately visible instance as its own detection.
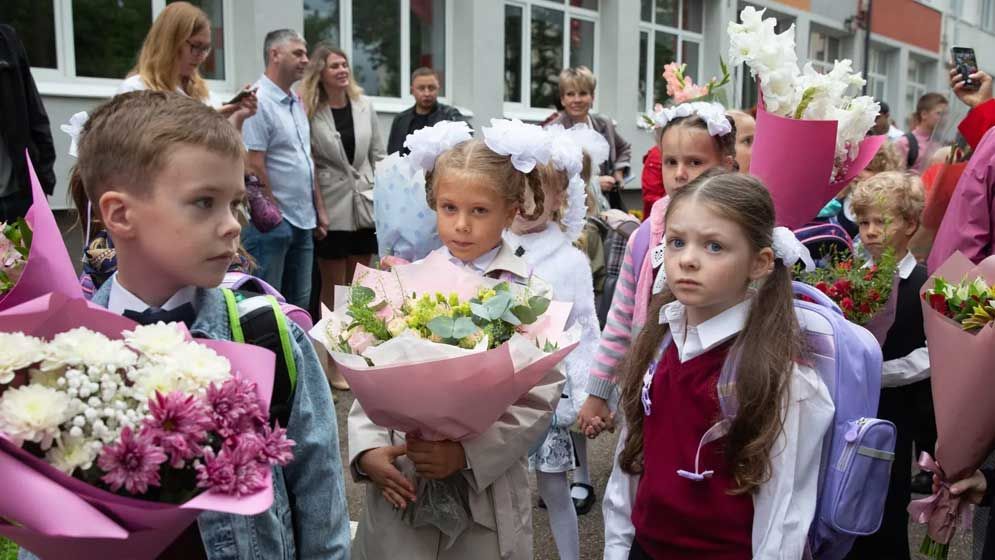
[795,248,900,344]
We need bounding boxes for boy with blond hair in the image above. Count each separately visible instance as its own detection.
[847,171,932,560]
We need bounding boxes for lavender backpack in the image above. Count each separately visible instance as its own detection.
[632,229,896,558]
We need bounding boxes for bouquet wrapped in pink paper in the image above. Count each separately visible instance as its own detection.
[0,154,82,311]
[908,252,995,559]
[311,251,578,441]
[0,293,291,559]
[727,7,887,229]
[310,252,577,542]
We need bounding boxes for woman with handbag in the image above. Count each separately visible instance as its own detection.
[300,46,385,306]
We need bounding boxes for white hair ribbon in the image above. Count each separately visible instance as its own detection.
[772,226,815,271]
[60,111,88,158]
[403,120,473,173]
[481,118,552,173]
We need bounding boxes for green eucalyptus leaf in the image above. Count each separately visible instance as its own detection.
[528,296,550,316]
[500,308,522,326]
[511,304,536,324]
[483,293,513,318]
[427,316,455,339]
[351,286,376,305]
[452,317,479,339]
[470,301,492,320]
[492,281,511,293]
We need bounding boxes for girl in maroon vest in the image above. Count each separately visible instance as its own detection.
[605,169,835,559]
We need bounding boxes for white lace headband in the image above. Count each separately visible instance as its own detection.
[645,101,733,137]
[652,226,813,297]
[403,120,473,173]
[481,118,552,173]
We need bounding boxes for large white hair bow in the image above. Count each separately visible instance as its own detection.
[648,101,732,137]
[481,118,552,173]
[544,124,589,242]
[564,124,610,170]
[772,226,815,271]
[60,111,89,158]
[403,120,473,173]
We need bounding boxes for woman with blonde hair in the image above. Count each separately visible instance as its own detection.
[118,1,255,129]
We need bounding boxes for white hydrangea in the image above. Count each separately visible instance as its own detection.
[0,332,46,384]
[0,384,72,449]
[42,328,137,373]
[45,435,100,475]
[123,322,187,357]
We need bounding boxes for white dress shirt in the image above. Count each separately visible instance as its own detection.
[107,273,197,316]
[603,298,835,560]
[865,251,931,388]
[438,245,501,274]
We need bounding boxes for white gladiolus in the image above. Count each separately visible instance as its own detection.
[728,7,879,179]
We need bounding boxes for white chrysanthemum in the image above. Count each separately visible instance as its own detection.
[0,384,72,449]
[29,367,64,388]
[163,342,231,390]
[129,362,186,400]
[45,435,99,475]
[42,328,137,373]
[0,332,46,384]
[124,322,187,357]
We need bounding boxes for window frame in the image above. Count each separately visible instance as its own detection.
[905,55,931,119]
[502,0,600,122]
[636,0,705,114]
[981,0,995,32]
[866,46,892,107]
[333,0,454,113]
[808,28,843,74]
[30,0,237,99]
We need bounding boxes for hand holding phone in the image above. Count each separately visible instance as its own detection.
[227,87,258,106]
[952,47,979,91]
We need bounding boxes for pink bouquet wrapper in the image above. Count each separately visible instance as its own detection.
[749,99,887,230]
[862,274,901,346]
[0,153,83,311]
[312,253,578,441]
[0,293,277,559]
[908,252,995,546]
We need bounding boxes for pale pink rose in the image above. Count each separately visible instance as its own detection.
[347,328,377,354]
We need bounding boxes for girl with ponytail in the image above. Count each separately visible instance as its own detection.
[604,168,835,559]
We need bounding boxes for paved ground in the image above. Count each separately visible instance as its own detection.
[332,389,974,559]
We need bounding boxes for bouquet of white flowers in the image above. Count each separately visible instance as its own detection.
[728,6,886,229]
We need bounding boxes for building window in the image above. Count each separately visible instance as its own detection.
[503,0,599,111]
[637,0,704,113]
[809,30,842,74]
[906,56,932,125]
[304,0,449,101]
[982,0,995,32]
[866,47,890,106]
[5,0,58,69]
[14,0,231,92]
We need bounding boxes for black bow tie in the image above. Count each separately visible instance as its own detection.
[123,303,196,328]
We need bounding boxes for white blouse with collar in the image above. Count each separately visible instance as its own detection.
[603,298,835,560]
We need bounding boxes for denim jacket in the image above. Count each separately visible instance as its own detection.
[19,285,351,560]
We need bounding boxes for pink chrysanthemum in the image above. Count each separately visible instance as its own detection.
[195,437,268,496]
[257,424,295,466]
[98,426,167,495]
[141,391,213,468]
[205,376,266,438]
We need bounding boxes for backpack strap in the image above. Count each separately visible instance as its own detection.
[221,288,298,428]
[904,131,919,168]
[630,220,653,275]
